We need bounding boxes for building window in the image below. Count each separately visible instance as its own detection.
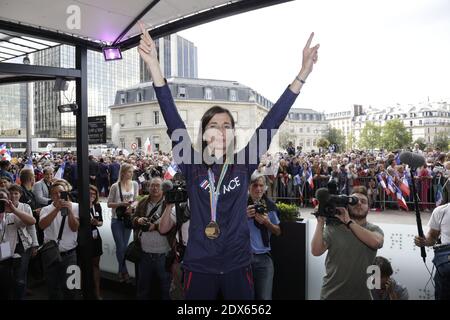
[419,120,422,125]
[229,89,237,101]
[136,137,142,148]
[120,93,126,104]
[178,86,186,98]
[137,91,143,102]
[120,137,125,149]
[204,87,213,100]
[410,121,413,127]
[306,139,311,147]
[299,128,303,133]
[154,111,160,125]
[306,127,310,133]
[135,113,142,126]
[119,114,125,128]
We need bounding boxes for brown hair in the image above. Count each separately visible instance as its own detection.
[19,169,34,184]
[89,185,99,204]
[352,185,368,197]
[374,256,393,277]
[7,184,23,195]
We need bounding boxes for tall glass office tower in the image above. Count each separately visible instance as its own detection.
[140,34,198,82]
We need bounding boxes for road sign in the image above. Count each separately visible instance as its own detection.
[131,143,137,150]
[88,116,106,144]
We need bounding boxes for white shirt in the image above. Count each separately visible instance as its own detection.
[16,203,39,251]
[0,212,25,261]
[40,203,79,252]
[428,203,450,245]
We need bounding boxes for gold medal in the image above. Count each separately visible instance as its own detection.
[205,221,220,239]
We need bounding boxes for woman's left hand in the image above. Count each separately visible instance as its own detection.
[299,32,320,79]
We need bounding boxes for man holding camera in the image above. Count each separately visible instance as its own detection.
[133,177,175,300]
[39,181,79,300]
[311,186,384,300]
[0,188,36,300]
[247,173,281,300]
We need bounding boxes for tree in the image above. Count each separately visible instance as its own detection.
[278,132,296,150]
[347,132,356,151]
[380,119,412,151]
[433,131,449,152]
[316,137,330,154]
[359,122,382,151]
[413,138,427,151]
[324,127,345,152]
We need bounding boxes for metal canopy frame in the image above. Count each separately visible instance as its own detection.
[0,0,292,299]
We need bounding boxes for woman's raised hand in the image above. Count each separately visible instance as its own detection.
[300,32,320,80]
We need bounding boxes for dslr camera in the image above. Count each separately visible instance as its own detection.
[314,180,359,218]
[253,203,268,215]
[139,217,152,232]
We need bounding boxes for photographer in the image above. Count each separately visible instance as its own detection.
[414,202,450,300]
[246,173,281,300]
[132,177,173,300]
[8,184,39,300]
[39,180,79,300]
[311,186,384,300]
[371,256,408,300]
[0,188,36,300]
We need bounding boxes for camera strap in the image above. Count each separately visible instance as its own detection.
[146,200,163,222]
[57,214,67,245]
[118,183,124,202]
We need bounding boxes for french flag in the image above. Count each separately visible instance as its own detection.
[377,174,389,195]
[399,176,410,197]
[387,176,396,196]
[307,168,314,189]
[54,162,65,180]
[199,179,210,191]
[24,157,33,171]
[164,162,179,180]
[395,184,409,211]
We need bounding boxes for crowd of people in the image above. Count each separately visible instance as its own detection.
[257,144,450,211]
[0,142,448,300]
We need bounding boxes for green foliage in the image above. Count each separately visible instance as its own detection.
[316,137,330,149]
[433,131,449,151]
[413,138,427,150]
[276,202,299,222]
[324,127,345,151]
[359,121,382,150]
[380,119,412,151]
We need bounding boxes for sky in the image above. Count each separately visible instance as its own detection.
[178,0,450,113]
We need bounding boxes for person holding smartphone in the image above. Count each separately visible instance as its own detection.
[39,180,79,300]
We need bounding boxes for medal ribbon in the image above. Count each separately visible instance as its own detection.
[207,162,229,223]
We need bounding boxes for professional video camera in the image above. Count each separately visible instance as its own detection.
[162,178,190,224]
[164,180,188,204]
[314,180,359,218]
